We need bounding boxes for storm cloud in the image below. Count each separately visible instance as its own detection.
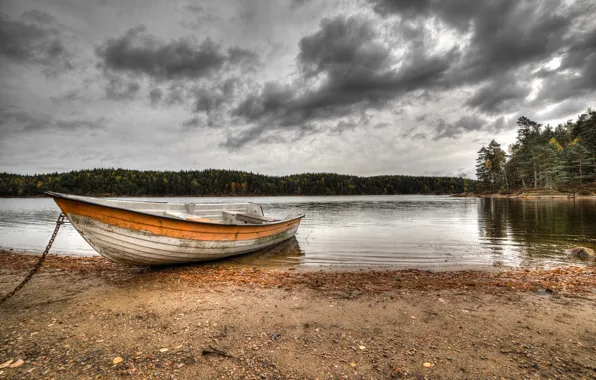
[231,15,458,146]
[0,108,106,136]
[368,0,595,113]
[96,26,257,80]
[1,0,595,177]
[0,11,73,73]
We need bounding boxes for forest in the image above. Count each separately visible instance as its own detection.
[476,109,596,192]
[0,169,473,197]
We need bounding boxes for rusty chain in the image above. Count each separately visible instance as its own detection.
[0,213,66,306]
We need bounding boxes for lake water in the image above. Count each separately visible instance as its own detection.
[1,195,595,269]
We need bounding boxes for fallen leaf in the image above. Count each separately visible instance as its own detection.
[9,359,24,368]
[112,357,123,365]
[349,362,357,367]
[0,360,13,369]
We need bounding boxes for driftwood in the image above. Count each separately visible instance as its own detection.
[201,345,234,358]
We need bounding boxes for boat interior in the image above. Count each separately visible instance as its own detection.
[49,193,285,225]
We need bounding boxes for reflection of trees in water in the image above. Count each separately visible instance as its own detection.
[478,199,596,265]
[478,198,510,241]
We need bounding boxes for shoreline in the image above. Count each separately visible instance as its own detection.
[1,251,596,378]
[2,250,595,292]
[454,190,596,199]
[2,193,460,199]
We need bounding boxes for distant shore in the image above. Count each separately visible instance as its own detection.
[1,251,596,378]
[453,189,596,199]
[1,193,462,199]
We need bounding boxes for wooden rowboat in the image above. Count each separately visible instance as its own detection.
[45,192,304,266]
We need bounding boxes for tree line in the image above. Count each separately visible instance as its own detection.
[476,109,596,192]
[0,169,474,197]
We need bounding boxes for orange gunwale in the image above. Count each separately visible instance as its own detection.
[47,192,303,242]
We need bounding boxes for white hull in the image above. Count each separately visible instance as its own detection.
[71,214,299,265]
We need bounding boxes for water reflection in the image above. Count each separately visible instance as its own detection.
[477,198,596,267]
[1,196,595,269]
[202,237,305,268]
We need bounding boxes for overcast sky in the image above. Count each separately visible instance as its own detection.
[1,0,595,177]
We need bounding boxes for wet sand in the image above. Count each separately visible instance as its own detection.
[1,251,595,379]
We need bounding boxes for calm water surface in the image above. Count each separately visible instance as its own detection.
[1,195,595,269]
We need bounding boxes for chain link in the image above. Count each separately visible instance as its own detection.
[0,213,66,306]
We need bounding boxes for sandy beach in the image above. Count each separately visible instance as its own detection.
[1,251,595,379]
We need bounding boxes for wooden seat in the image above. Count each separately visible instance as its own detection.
[163,211,220,224]
[234,212,280,224]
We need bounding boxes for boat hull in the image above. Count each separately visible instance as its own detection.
[52,197,302,265]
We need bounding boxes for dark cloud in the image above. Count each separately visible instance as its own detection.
[433,115,488,140]
[230,15,457,148]
[181,115,204,128]
[220,123,315,150]
[535,28,596,103]
[193,87,224,114]
[21,10,57,24]
[290,0,312,9]
[164,84,187,105]
[0,11,73,73]
[183,4,204,13]
[221,77,238,97]
[96,26,257,80]
[50,89,85,105]
[298,15,390,76]
[105,77,141,100]
[465,75,530,114]
[374,122,389,129]
[53,117,108,131]
[232,82,294,123]
[536,99,592,121]
[0,109,48,134]
[369,0,593,116]
[227,47,259,65]
[96,26,224,79]
[148,88,163,106]
[457,1,574,82]
[0,108,106,136]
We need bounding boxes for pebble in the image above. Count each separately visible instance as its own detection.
[10,359,24,368]
[0,360,13,369]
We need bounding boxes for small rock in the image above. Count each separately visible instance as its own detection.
[565,246,595,259]
[159,348,168,353]
[349,362,357,367]
[9,359,24,368]
[423,362,434,368]
[0,360,13,369]
[112,357,123,365]
[359,345,366,350]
